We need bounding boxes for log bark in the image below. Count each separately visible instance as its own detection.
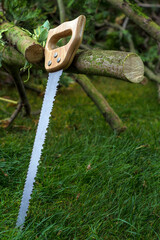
[106,0,160,42]
[7,102,23,127]
[75,74,127,133]
[0,22,44,63]
[0,45,144,83]
[0,45,25,66]
[70,50,144,83]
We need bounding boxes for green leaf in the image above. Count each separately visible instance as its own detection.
[42,20,50,30]
[38,29,48,42]
[32,20,50,46]
[67,0,75,8]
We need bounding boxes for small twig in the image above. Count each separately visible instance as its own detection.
[6,102,23,127]
[74,74,127,134]
[138,3,160,8]
[0,97,18,104]
[122,17,129,29]
[120,17,129,38]
[144,66,160,84]
[106,0,160,42]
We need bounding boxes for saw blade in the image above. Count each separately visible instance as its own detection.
[16,70,63,228]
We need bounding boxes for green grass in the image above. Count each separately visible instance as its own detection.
[0,77,160,239]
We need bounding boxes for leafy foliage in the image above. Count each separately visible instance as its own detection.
[141,46,159,64]
[3,0,41,23]
[32,20,50,47]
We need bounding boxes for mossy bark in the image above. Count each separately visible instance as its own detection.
[106,0,160,42]
[0,45,25,66]
[0,44,144,83]
[0,22,44,63]
[70,50,144,83]
[75,74,127,134]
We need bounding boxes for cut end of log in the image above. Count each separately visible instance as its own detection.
[123,53,144,83]
[25,44,44,63]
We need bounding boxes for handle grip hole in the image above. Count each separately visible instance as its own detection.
[48,29,72,50]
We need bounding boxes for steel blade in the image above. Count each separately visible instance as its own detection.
[16,70,63,228]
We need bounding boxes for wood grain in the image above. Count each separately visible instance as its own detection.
[45,15,86,72]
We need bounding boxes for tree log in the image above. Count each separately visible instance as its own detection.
[106,0,160,42]
[70,50,144,83]
[75,74,127,133]
[0,45,144,83]
[0,22,44,63]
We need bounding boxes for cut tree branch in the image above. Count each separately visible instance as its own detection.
[0,45,25,66]
[0,21,44,63]
[105,19,160,86]
[1,45,144,83]
[106,0,160,42]
[144,66,160,84]
[75,74,127,133]
[70,50,144,83]
[7,102,23,127]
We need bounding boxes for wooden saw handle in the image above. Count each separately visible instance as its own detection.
[45,15,86,72]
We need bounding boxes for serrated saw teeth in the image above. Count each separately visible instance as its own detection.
[16,71,63,228]
[16,15,86,228]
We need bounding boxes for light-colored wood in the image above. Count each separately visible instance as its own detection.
[45,15,86,72]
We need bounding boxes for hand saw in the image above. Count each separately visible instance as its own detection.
[16,15,86,228]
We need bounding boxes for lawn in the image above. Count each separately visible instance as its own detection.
[0,75,160,239]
